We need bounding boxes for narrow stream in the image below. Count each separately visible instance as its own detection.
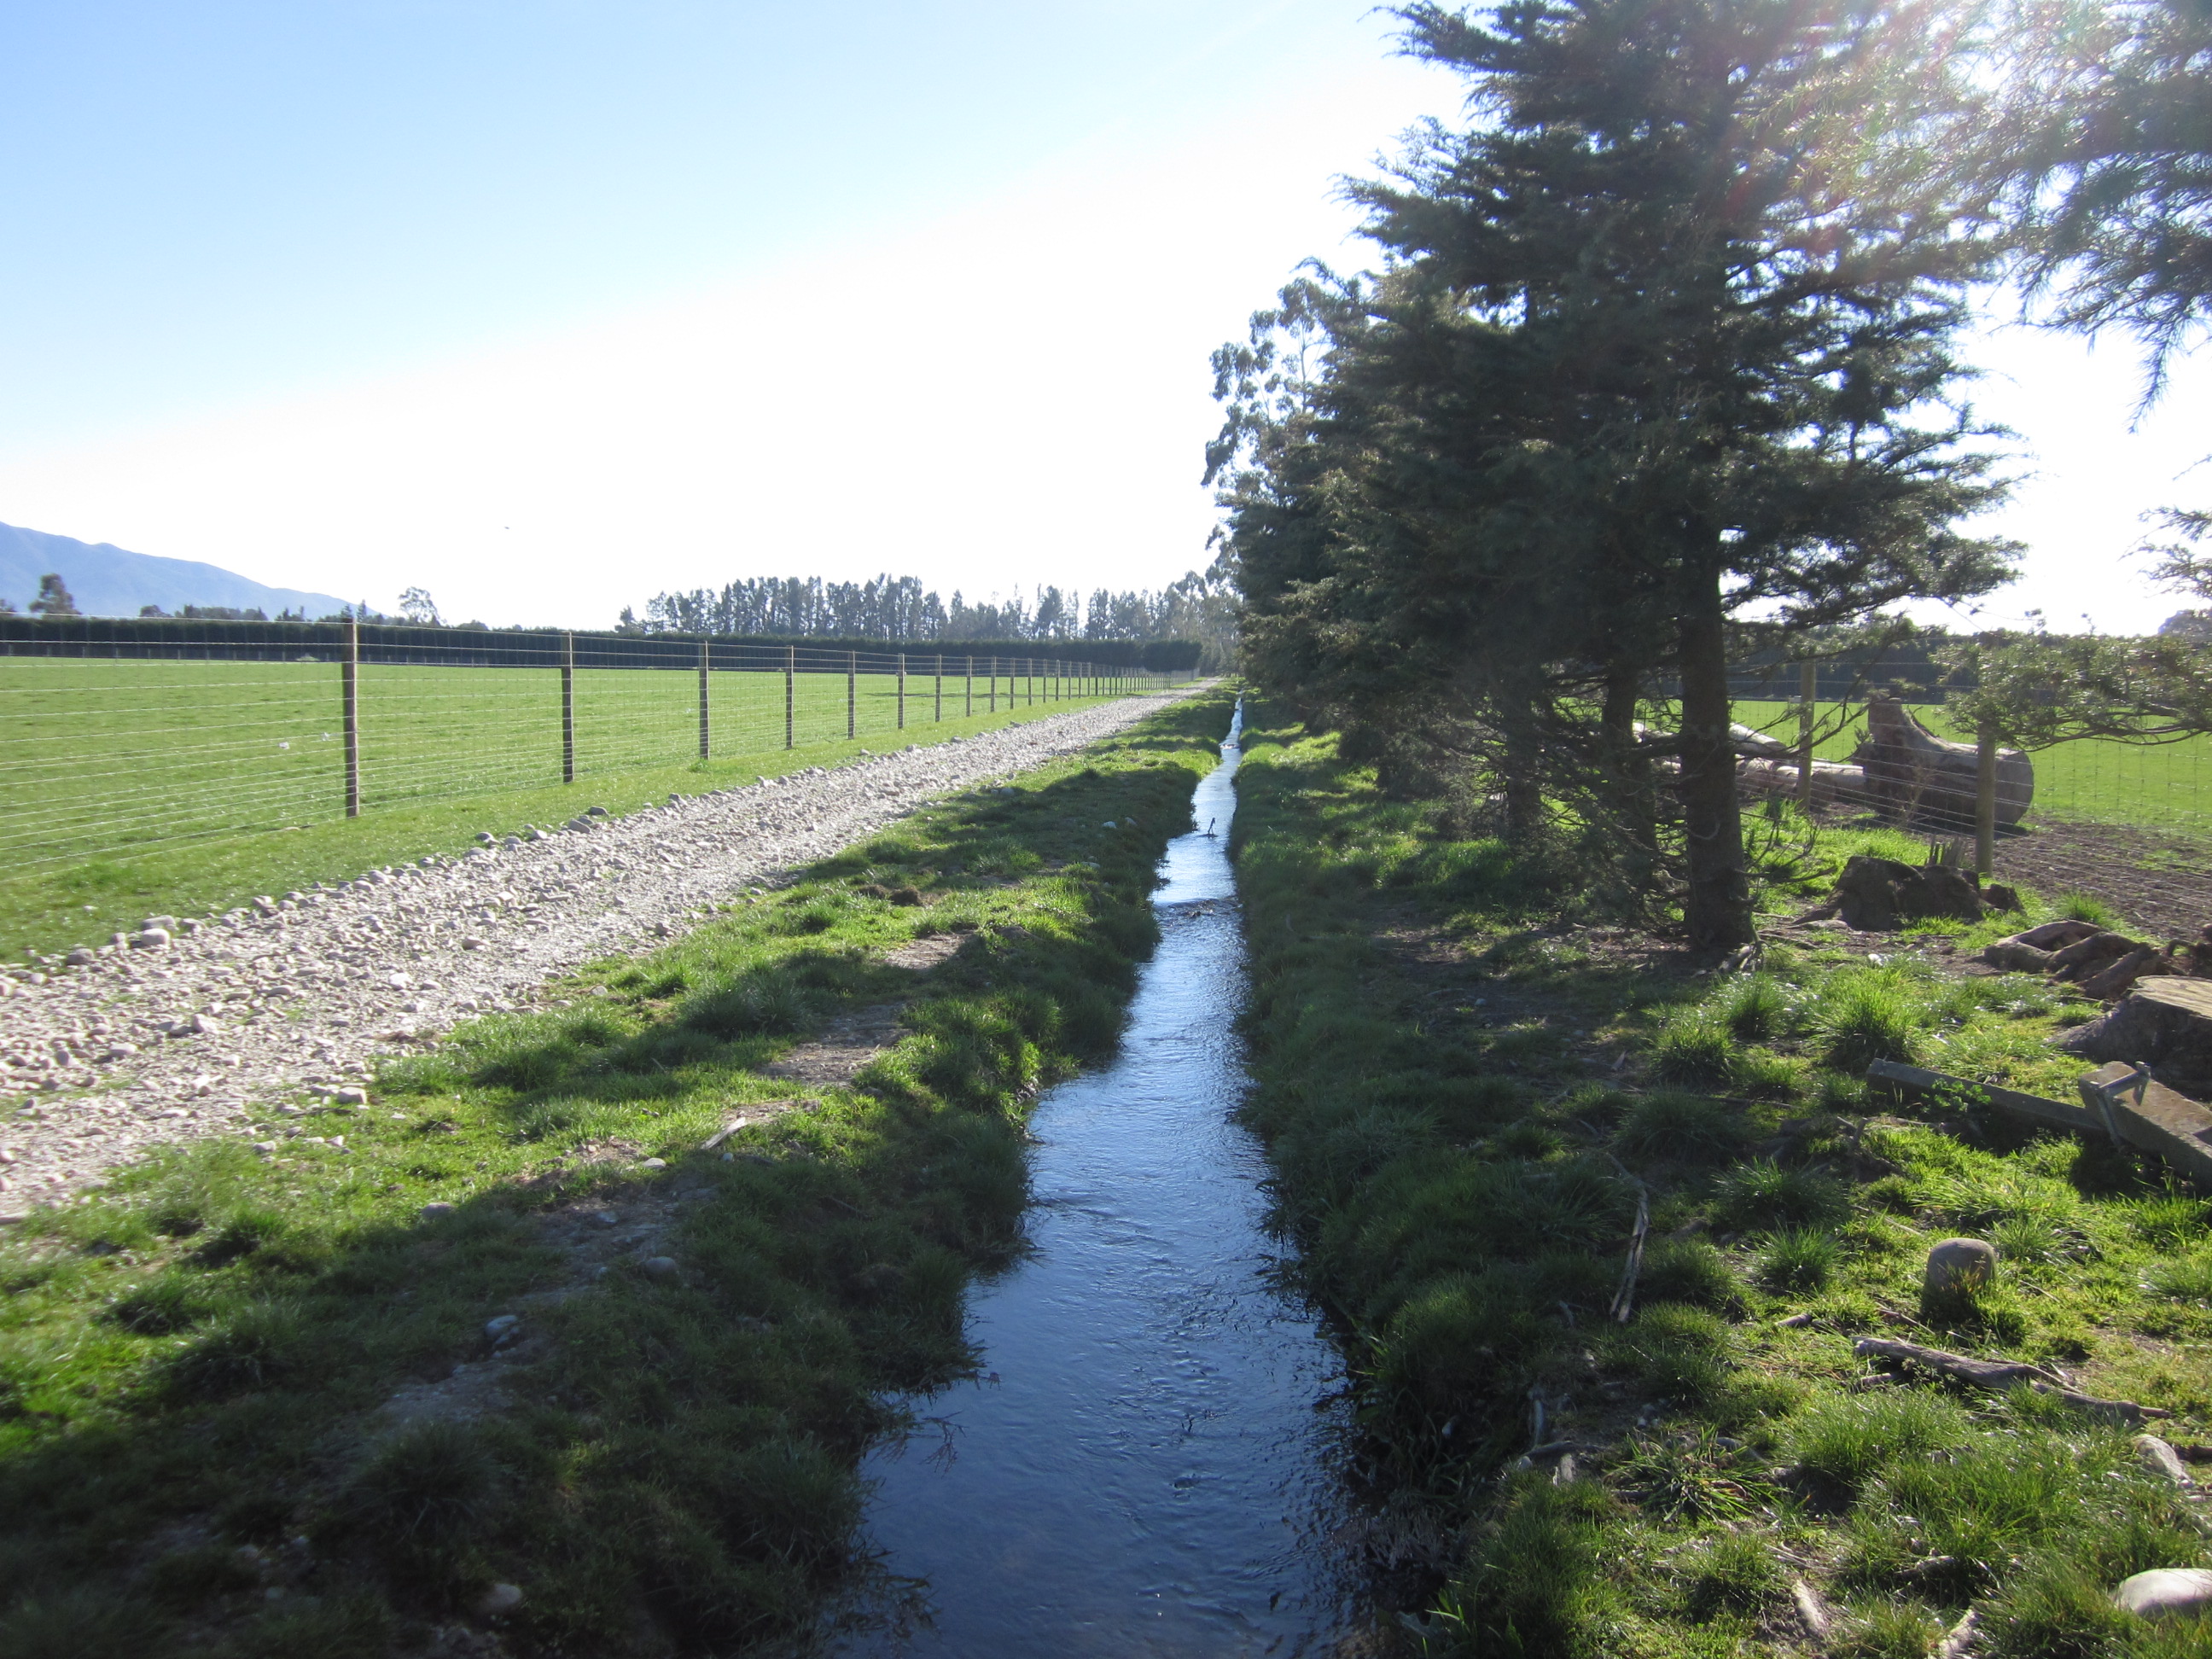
[834,702,1366,1656]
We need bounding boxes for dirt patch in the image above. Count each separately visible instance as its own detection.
[882,933,967,969]
[1995,818,2212,942]
[765,1003,909,1084]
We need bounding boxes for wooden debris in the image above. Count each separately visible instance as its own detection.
[1935,1608,1980,1659]
[1864,1059,2099,1136]
[1853,695,2034,829]
[1790,1578,1835,1644]
[1854,1336,2173,1423]
[2075,1062,2212,1188]
[1608,1158,1650,1324]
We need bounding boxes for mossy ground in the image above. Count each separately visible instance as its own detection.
[0,690,1231,1657]
[1232,710,2212,1658]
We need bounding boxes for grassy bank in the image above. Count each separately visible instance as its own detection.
[1231,713,2212,1657]
[0,690,1231,1657]
[4,694,1139,964]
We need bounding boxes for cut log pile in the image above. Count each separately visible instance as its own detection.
[1982,918,2212,1002]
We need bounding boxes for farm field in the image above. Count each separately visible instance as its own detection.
[0,659,1138,961]
[1733,697,2212,840]
[0,658,1120,876]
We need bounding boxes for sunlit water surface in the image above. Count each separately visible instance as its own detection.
[831,703,1369,1656]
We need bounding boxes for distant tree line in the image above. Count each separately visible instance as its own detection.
[1210,0,2208,949]
[621,569,1237,667]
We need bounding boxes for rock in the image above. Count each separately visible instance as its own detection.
[64,947,96,967]
[141,915,178,932]
[419,1201,457,1220]
[640,1157,667,1171]
[1924,1237,1998,1297]
[586,805,609,817]
[484,1314,521,1341]
[642,1255,680,1278]
[475,831,496,845]
[461,935,486,950]
[335,1087,368,1106]
[473,1581,525,1616]
[128,928,172,951]
[2135,1434,2195,1492]
[2114,1568,2212,1621]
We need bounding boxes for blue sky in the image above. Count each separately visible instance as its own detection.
[1,1,2205,630]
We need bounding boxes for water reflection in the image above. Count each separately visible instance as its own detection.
[834,703,1368,1656]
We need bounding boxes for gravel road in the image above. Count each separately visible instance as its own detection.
[0,690,1196,1218]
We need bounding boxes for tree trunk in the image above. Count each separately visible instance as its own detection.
[1598,661,1659,888]
[1675,572,1755,949]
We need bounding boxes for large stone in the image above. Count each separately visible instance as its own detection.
[1924,1237,1998,1297]
[474,1582,525,1615]
[2114,1568,2212,1621]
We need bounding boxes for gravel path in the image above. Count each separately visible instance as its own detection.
[0,690,1196,1218]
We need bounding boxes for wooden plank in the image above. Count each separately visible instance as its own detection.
[1865,1059,2101,1134]
[2080,1062,2212,1189]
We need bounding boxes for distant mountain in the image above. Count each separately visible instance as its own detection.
[0,521,350,620]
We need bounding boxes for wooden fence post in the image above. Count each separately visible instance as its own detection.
[847,651,857,739]
[1976,721,1998,876]
[966,655,974,717]
[935,655,944,722]
[1797,661,1816,808]
[342,617,361,817]
[784,646,795,749]
[898,653,906,730]
[561,632,576,784]
[697,637,711,760]
[988,655,998,713]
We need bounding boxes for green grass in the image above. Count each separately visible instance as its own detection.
[1734,696,2212,838]
[0,690,1233,1656]
[1230,711,2212,1656]
[1,661,1166,960]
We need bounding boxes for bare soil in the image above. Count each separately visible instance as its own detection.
[1995,817,2212,942]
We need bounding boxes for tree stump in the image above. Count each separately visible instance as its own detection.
[1831,854,1990,930]
[2061,981,2212,1092]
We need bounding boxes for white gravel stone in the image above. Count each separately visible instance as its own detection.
[0,691,1191,1215]
[2115,1568,2212,1621]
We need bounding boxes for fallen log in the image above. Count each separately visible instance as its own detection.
[1853,1336,2172,1423]
[2077,946,2170,1001]
[1865,1058,2102,1136]
[1852,695,2034,830]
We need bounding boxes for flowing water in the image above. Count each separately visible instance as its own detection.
[834,702,1369,1656]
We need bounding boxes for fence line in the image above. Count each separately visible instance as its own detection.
[0,621,1185,876]
[1718,657,2212,853]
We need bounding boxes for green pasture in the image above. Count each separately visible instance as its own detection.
[0,656,1155,961]
[1733,696,2212,838]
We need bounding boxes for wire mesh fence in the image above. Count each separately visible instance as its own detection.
[0,621,1182,875]
[1725,656,2212,847]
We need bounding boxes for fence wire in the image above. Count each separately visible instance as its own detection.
[0,633,1175,875]
[1725,657,2212,845]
